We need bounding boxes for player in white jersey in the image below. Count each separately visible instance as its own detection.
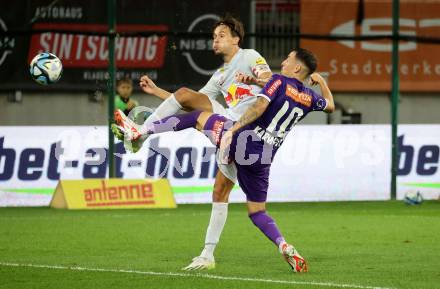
[197,48,270,121]
[122,15,272,270]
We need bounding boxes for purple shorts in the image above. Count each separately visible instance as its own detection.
[203,114,271,202]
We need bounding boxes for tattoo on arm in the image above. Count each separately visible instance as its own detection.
[238,108,259,127]
[233,98,269,133]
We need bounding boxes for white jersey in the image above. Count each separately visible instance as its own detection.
[199,49,271,121]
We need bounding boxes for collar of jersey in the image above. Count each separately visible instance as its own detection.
[223,48,243,69]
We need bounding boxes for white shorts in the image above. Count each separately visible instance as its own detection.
[209,99,238,183]
[209,98,229,118]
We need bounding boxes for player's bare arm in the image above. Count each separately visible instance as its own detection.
[232,96,270,133]
[139,75,172,100]
[309,73,335,113]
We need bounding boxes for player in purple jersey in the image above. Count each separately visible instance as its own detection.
[115,48,335,272]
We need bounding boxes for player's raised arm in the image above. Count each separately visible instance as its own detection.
[309,73,335,113]
[139,75,172,100]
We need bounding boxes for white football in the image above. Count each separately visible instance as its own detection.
[404,191,423,205]
[29,52,63,85]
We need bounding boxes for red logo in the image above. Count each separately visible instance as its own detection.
[28,23,168,68]
[235,87,254,99]
[285,84,312,107]
[266,79,282,96]
[83,180,155,207]
[225,92,233,104]
[212,120,225,145]
[225,85,254,105]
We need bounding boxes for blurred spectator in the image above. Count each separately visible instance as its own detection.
[115,77,138,115]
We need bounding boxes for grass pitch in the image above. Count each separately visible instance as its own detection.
[0,201,439,289]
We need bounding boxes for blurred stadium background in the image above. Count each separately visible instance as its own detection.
[0,1,439,288]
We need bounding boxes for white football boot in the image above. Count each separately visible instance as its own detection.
[114,109,148,153]
[182,256,215,271]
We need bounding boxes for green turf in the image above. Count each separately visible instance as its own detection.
[0,201,439,289]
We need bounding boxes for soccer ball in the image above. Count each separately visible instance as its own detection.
[129,106,153,124]
[29,52,63,85]
[404,191,423,205]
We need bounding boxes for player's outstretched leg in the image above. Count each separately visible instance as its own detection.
[114,109,207,152]
[248,206,308,273]
[141,89,212,135]
[115,110,229,153]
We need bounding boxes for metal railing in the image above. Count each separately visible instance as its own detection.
[250,0,300,68]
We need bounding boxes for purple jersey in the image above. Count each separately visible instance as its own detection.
[252,74,326,148]
[232,74,327,164]
[202,74,327,202]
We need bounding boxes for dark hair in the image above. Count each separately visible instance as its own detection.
[117,77,133,87]
[213,15,245,46]
[294,48,317,75]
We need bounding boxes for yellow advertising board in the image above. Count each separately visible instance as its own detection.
[50,179,176,209]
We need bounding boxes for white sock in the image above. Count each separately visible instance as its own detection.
[141,94,182,134]
[200,202,228,259]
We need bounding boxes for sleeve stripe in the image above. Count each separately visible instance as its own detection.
[258,94,272,102]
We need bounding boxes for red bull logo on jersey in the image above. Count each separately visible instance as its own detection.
[225,84,255,107]
[286,85,312,107]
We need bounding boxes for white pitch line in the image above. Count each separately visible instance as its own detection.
[0,262,397,289]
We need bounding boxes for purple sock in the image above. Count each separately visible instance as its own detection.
[249,211,285,247]
[147,111,202,134]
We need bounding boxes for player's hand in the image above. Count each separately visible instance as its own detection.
[255,76,271,87]
[219,130,233,164]
[235,72,256,85]
[139,75,158,95]
[309,73,325,86]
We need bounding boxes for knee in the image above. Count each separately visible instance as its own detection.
[248,210,264,225]
[174,87,191,106]
[212,182,231,203]
[247,202,266,216]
